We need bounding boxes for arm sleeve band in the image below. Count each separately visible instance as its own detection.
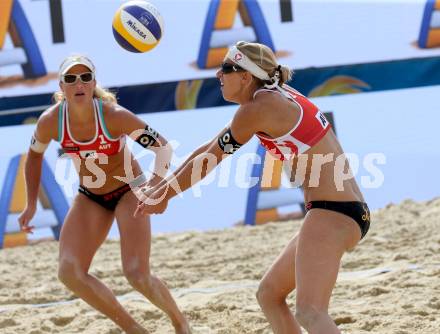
[218,128,242,154]
[30,134,49,153]
[135,125,160,148]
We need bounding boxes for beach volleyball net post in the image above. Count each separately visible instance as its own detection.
[418,0,440,48]
[197,0,275,69]
[0,0,47,78]
[244,144,306,226]
[0,154,67,248]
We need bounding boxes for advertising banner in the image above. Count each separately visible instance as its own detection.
[1,0,440,99]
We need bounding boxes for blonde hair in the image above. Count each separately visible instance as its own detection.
[53,85,117,103]
[235,41,293,86]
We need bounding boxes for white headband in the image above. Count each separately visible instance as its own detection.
[226,46,270,81]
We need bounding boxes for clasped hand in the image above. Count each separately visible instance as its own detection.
[134,184,169,217]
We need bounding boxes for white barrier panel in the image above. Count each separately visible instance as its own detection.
[211,27,256,48]
[0,85,439,237]
[0,49,27,67]
[1,0,440,98]
[257,189,304,211]
[433,11,440,28]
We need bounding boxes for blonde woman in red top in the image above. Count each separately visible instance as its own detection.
[18,55,190,334]
[136,42,370,334]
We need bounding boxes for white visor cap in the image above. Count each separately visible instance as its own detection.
[59,55,95,78]
[226,46,270,81]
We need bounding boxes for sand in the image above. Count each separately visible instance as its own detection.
[1,197,440,333]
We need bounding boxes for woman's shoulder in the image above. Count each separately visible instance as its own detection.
[100,100,133,122]
[38,102,61,126]
[100,100,143,137]
[233,101,265,129]
[241,92,279,118]
[34,102,61,141]
[254,87,301,114]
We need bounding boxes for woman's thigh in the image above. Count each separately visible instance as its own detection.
[59,194,115,271]
[114,191,152,274]
[295,209,360,309]
[260,234,299,297]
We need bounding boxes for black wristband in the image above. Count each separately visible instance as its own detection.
[136,125,159,148]
[218,128,242,154]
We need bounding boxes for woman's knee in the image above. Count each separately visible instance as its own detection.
[124,267,152,292]
[58,259,86,287]
[256,278,288,306]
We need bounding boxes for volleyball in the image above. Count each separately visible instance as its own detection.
[112,1,164,53]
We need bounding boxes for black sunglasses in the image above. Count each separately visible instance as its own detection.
[220,62,245,74]
[61,72,95,84]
